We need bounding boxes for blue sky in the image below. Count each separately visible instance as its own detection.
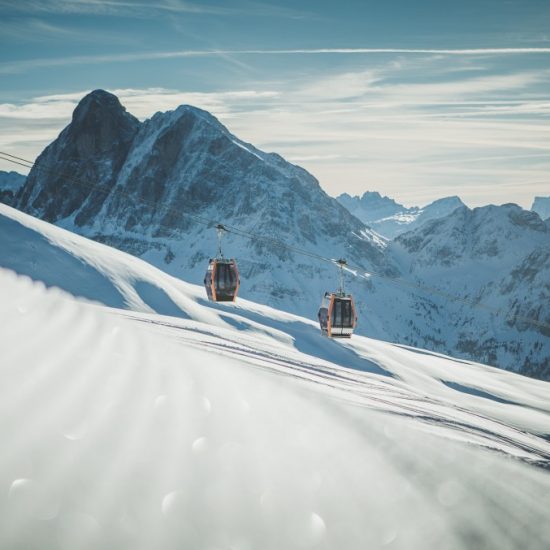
[1,0,549,207]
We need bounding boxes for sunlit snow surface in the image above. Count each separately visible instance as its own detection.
[1,204,550,549]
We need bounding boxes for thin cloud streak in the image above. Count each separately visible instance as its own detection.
[3,47,550,74]
[0,0,310,19]
[1,63,549,208]
[235,48,550,54]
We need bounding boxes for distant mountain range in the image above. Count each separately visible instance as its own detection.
[0,170,26,204]
[4,90,549,379]
[337,191,465,239]
[389,203,550,380]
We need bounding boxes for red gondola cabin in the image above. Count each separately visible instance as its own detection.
[204,258,240,302]
[318,291,357,338]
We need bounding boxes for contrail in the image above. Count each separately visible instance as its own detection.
[230,48,550,55]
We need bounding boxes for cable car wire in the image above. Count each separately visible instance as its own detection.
[1,150,548,332]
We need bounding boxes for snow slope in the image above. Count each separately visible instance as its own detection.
[1,203,550,549]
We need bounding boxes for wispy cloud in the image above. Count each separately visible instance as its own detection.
[0,50,249,74]
[0,88,280,123]
[2,47,550,75]
[0,0,309,19]
[0,17,138,45]
[1,56,549,208]
[227,48,550,55]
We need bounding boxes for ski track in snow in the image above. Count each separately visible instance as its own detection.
[1,203,550,549]
[124,311,550,465]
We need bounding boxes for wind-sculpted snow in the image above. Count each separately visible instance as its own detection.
[1,213,550,549]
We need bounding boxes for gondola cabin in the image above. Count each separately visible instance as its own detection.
[204,258,240,302]
[318,291,357,338]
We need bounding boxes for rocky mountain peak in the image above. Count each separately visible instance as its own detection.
[357,190,381,203]
[68,89,140,156]
[531,196,550,221]
[16,90,140,223]
[429,196,463,207]
[73,89,125,119]
[361,190,395,204]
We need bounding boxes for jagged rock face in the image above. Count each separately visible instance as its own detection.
[12,90,550,380]
[16,90,391,318]
[337,192,465,239]
[98,106,377,258]
[389,204,550,379]
[17,90,140,225]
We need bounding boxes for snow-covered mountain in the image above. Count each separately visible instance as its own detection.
[11,90,549,379]
[389,204,550,380]
[16,89,391,317]
[1,202,550,549]
[0,170,26,205]
[337,191,405,223]
[532,196,550,222]
[337,191,465,239]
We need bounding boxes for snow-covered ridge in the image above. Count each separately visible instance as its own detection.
[1,202,550,549]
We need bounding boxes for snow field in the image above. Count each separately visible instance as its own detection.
[1,203,550,548]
